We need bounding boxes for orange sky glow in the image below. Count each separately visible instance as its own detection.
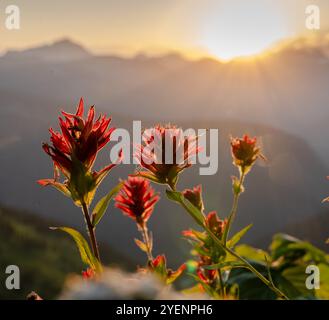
[0,0,328,61]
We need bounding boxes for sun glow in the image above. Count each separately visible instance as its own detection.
[200,1,291,61]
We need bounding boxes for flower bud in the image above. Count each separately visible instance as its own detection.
[231,134,261,175]
[182,185,204,212]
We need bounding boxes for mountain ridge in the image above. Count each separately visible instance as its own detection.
[2,33,329,63]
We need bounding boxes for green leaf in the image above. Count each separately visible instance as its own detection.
[166,190,204,226]
[227,262,278,300]
[166,264,186,285]
[317,263,329,299]
[227,224,253,248]
[51,182,72,198]
[235,244,270,262]
[270,233,328,264]
[135,171,164,185]
[281,266,314,298]
[91,182,123,227]
[165,189,181,202]
[134,238,148,253]
[51,227,102,273]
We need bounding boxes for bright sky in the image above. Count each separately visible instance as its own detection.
[0,0,328,60]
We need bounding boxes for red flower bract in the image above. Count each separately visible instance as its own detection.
[205,211,227,238]
[136,124,200,189]
[38,98,121,206]
[115,177,159,226]
[82,268,95,280]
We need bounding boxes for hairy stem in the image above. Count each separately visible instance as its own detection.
[140,223,153,262]
[81,202,101,262]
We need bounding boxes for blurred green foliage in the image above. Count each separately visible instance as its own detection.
[228,234,329,299]
[0,206,131,300]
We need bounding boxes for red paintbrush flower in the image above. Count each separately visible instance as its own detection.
[136,124,200,189]
[45,98,114,172]
[115,176,159,226]
[230,134,262,174]
[38,98,121,206]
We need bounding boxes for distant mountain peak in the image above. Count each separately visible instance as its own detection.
[3,38,92,62]
[47,38,86,48]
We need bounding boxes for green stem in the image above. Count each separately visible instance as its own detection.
[223,172,245,245]
[218,268,225,298]
[81,202,101,263]
[140,223,153,262]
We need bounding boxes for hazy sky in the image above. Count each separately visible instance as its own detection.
[0,0,328,59]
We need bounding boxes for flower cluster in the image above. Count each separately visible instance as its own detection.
[39,99,292,300]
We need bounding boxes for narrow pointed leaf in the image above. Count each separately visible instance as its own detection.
[51,226,102,273]
[91,182,123,227]
[134,238,148,253]
[188,274,220,299]
[135,171,163,185]
[52,182,72,198]
[166,264,186,285]
[227,224,253,248]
